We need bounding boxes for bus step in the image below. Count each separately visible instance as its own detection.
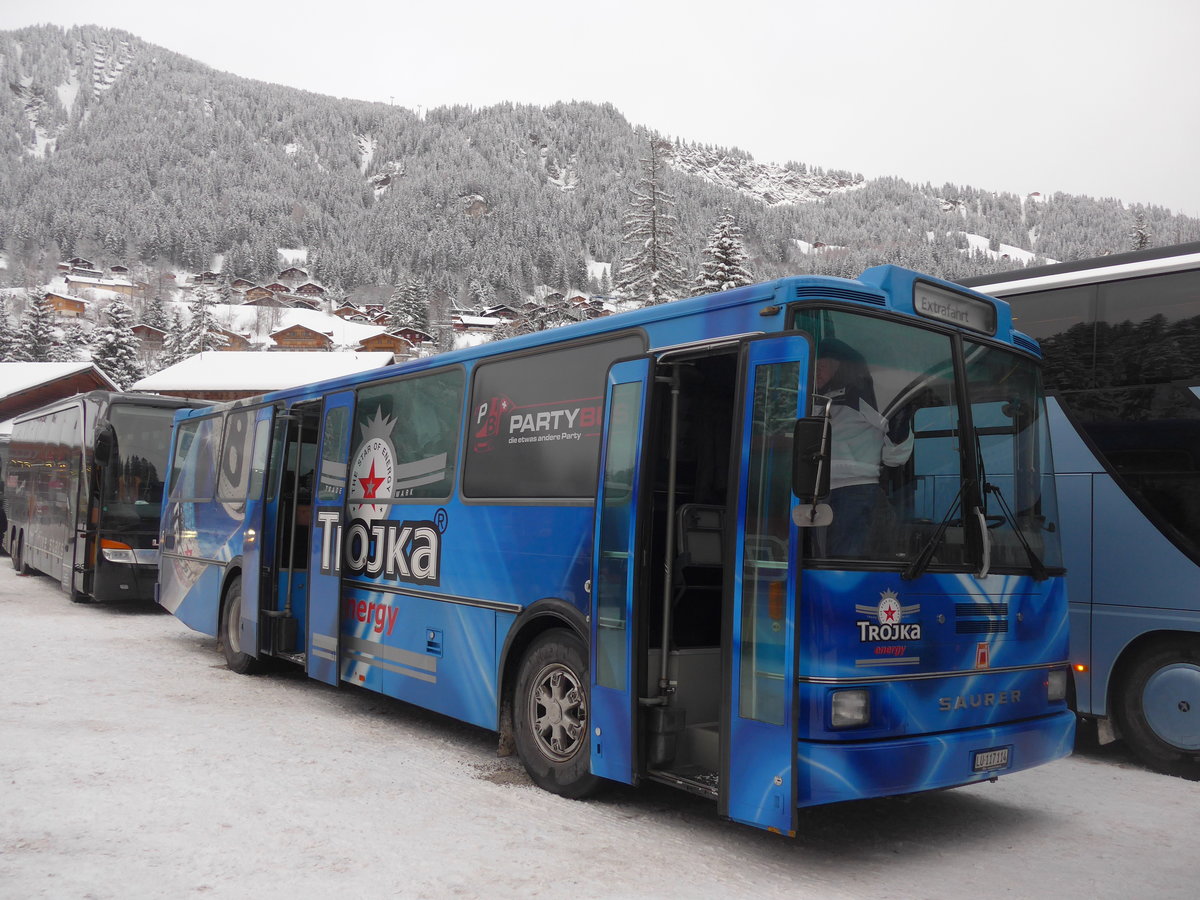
[645,767,719,799]
[275,651,306,666]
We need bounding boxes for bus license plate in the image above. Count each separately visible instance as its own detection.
[973,747,1010,772]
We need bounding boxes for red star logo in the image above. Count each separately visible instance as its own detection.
[883,605,898,621]
[358,460,385,499]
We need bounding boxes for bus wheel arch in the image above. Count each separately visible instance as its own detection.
[219,571,260,675]
[1111,632,1200,780]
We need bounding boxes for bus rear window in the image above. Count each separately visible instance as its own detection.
[169,416,224,501]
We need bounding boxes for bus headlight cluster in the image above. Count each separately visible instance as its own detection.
[831,689,870,728]
[100,539,136,564]
[1047,669,1068,703]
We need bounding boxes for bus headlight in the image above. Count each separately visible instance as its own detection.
[1047,669,1068,703]
[831,689,870,728]
[101,538,136,564]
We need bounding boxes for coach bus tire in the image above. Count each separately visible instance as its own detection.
[13,532,32,575]
[513,629,599,799]
[220,577,261,675]
[1113,639,1200,781]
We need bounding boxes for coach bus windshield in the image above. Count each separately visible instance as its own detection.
[796,309,1062,573]
[101,404,171,529]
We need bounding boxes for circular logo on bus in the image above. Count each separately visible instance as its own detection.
[877,589,903,624]
[350,409,396,521]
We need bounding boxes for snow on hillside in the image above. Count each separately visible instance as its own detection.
[668,145,865,207]
[961,233,1043,265]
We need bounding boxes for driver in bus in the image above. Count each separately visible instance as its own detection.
[814,339,913,557]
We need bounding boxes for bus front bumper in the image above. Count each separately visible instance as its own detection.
[797,709,1076,807]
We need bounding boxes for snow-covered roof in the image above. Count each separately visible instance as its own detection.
[215,304,387,346]
[64,275,135,288]
[0,362,114,399]
[130,352,395,392]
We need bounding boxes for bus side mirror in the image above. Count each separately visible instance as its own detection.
[792,417,833,528]
[94,428,114,465]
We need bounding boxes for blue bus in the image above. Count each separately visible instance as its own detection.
[962,242,1200,780]
[158,265,1074,834]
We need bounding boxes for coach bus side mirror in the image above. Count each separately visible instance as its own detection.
[792,417,832,527]
[94,427,114,465]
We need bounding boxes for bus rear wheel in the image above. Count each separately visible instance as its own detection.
[220,577,260,675]
[1114,639,1200,780]
[12,532,31,575]
[513,629,599,799]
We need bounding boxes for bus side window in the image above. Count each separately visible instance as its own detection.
[217,409,256,506]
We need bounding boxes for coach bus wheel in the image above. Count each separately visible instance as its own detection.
[220,577,260,675]
[513,629,599,799]
[1113,640,1200,781]
[12,533,32,575]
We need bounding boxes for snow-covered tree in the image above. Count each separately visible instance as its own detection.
[694,209,754,294]
[388,276,430,331]
[90,298,145,389]
[142,294,170,331]
[52,319,89,362]
[615,136,688,305]
[1130,211,1152,250]
[14,293,58,362]
[159,309,190,369]
[0,296,16,362]
[181,286,229,355]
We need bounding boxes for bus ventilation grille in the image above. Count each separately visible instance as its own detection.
[1012,332,1041,355]
[955,602,1009,634]
[793,286,886,306]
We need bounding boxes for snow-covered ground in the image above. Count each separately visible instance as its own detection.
[1,562,1195,899]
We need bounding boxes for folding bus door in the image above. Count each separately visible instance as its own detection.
[590,357,653,784]
[236,405,277,659]
[307,390,354,686]
[722,334,810,836]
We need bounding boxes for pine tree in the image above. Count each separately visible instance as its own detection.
[182,286,229,355]
[159,309,189,368]
[15,293,59,362]
[388,276,430,331]
[0,296,16,362]
[1130,212,1152,250]
[52,320,89,362]
[90,298,145,389]
[143,294,170,331]
[615,136,688,305]
[695,209,754,294]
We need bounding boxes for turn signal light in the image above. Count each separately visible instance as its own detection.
[100,538,136,564]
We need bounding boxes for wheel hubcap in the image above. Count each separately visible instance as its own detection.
[1143,662,1200,751]
[529,663,586,762]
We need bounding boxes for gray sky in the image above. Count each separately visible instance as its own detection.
[5,0,1199,217]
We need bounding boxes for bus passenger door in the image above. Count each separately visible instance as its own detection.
[237,405,276,659]
[307,390,354,686]
[590,357,653,784]
[722,334,809,836]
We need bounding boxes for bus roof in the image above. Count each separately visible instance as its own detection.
[960,241,1200,296]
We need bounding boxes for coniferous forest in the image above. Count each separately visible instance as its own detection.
[3,23,1199,305]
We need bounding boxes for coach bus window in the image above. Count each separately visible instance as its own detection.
[795,310,962,567]
[169,416,223,501]
[963,342,1063,572]
[464,334,644,499]
[352,369,464,504]
[105,405,171,528]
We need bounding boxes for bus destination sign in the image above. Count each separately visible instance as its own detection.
[913,282,996,334]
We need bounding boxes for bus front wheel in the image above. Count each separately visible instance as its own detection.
[1114,639,1200,780]
[220,577,260,675]
[513,629,599,799]
[12,532,31,575]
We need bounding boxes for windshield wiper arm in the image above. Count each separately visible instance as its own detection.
[983,483,1049,581]
[902,481,968,581]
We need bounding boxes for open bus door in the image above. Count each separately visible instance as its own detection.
[589,357,653,784]
[236,405,277,659]
[307,390,354,686]
[720,334,810,836]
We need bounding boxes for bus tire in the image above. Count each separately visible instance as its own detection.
[220,577,260,675]
[513,629,599,799]
[12,532,32,575]
[1113,639,1200,780]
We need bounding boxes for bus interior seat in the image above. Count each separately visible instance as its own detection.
[672,503,725,647]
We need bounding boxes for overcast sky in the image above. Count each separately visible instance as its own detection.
[4,0,1198,217]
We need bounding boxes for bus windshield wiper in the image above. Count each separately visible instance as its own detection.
[902,481,967,581]
[984,483,1049,581]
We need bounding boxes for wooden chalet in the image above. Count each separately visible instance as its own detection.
[229,278,256,292]
[391,327,433,346]
[332,303,363,320]
[43,291,89,318]
[63,275,142,298]
[195,271,220,285]
[295,282,326,297]
[370,312,392,326]
[277,267,308,282]
[264,283,290,293]
[0,362,118,423]
[217,328,254,351]
[243,286,276,303]
[357,332,414,354]
[284,296,321,311]
[131,323,167,350]
[270,323,333,351]
[109,265,130,275]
